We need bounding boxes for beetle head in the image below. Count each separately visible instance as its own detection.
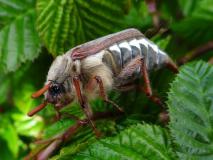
[28,54,80,116]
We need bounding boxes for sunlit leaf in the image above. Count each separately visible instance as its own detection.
[36,0,126,56]
[0,0,40,72]
[178,0,199,16]
[0,116,20,158]
[14,83,38,114]
[11,112,43,137]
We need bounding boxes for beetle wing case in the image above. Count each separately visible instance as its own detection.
[70,28,144,60]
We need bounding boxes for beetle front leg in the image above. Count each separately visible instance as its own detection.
[86,76,123,112]
[72,76,101,137]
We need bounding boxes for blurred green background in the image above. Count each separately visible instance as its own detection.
[0,0,213,159]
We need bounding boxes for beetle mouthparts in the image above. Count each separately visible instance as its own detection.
[31,83,51,98]
[27,101,48,117]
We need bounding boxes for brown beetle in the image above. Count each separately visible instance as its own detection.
[28,28,178,135]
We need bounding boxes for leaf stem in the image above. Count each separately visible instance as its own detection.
[178,41,213,65]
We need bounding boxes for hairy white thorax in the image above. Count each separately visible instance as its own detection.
[81,50,113,99]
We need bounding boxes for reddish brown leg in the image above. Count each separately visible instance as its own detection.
[72,76,101,137]
[141,58,152,96]
[139,86,164,108]
[54,107,61,120]
[96,76,123,112]
[53,105,81,121]
[87,76,123,112]
[141,58,165,108]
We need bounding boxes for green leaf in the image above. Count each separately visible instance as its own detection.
[172,0,213,45]
[36,0,126,56]
[124,1,152,30]
[178,0,199,16]
[0,74,10,104]
[191,0,213,20]
[54,124,176,160]
[152,35,171,50]
[11,112,44,137]
[0,139,15,160]
[0,0,40,73]
[168,61,213,159]
[13,83,38,114]
[0,116,20,158]
[44,118,76,139]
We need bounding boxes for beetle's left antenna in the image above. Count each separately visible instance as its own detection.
[31,83,51,98]
[27,101,48,117]
[28,83,51,117]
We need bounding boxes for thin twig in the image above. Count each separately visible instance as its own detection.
[145,0,160,28]
[208,57,213,64]
[24,110,124,160]
[178,41,213,65]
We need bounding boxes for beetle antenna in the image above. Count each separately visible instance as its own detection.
[27,101,48,117]
[31,83,51,98]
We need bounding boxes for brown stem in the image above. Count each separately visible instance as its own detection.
[145,0,160,28]
[0,107,3,113]
[178,41,213,65]
[25,111,123,160]
[37,139,62,160]
[208,57,213,64]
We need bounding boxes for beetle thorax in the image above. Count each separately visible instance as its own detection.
[46,54,80,84]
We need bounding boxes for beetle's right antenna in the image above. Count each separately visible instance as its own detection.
[31,83,51,98]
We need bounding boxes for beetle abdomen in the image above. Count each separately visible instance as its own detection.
[102,37,169,76]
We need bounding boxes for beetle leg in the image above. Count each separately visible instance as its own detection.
[72,76,101,137]
[141,58,152,96]
[55,108,61,120]
[85,76,123,112]
[114,56,165,108]
[95,76,123,112]
[141,58,165,108]
[139,86,164,107]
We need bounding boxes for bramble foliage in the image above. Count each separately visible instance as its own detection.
[168,61,213,159]
[36,0,126,56]
[0,0,213,160]
[0,0,40,72]
[52,124,175,160]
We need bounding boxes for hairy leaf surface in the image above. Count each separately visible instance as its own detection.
[53,124,176,160]
[36,0,126,56]
[168,61,213,159]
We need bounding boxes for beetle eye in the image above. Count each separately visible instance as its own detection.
[49,85,61,96]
